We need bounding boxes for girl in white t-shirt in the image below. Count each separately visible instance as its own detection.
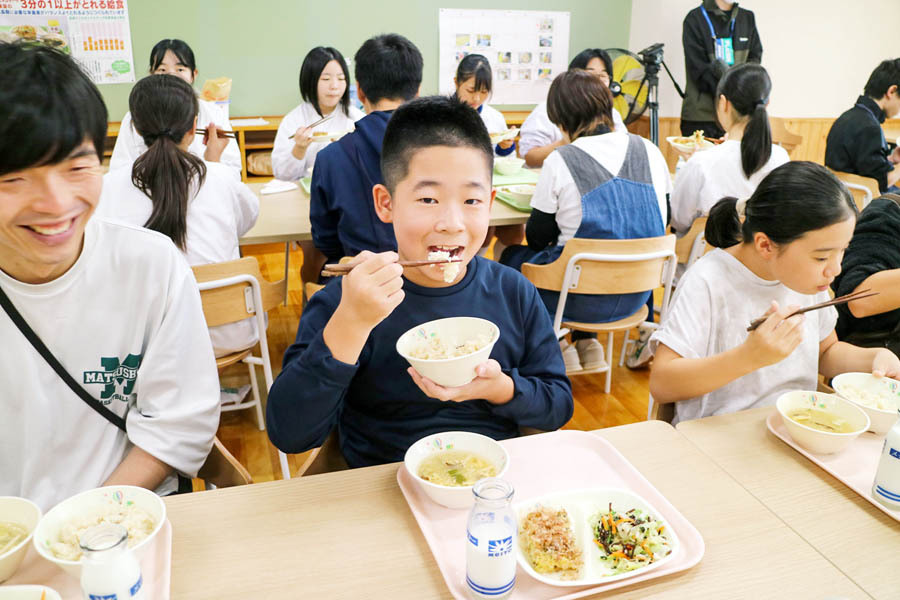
[452,53,524,257]
[671,63,789,234]
[518,48,626,168]
[98,74,259,358]
[272,46,365,182]
[110,39,241,173]
[650,161,900,424]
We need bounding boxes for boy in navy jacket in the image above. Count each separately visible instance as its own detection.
[310,33,423,263]
[268,96,573,467]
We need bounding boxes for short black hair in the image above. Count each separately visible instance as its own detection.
[149,38,196,73]
[456,53,492,93]
[354,33,423,104]
[299,46,351,117]
[569,48,613,77]
[864,58,900,99]
[0,42,107,177]
[381,95,493,193]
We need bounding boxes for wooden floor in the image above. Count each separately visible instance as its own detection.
[219,243,652,483]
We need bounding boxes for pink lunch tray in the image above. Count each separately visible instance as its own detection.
[397,429,704,599]
[3,519,172,599]
[767,411,900,523]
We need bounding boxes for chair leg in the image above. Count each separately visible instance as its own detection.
[279,450,291,480]
[619,329,631,367]
[246,360,264,431]
[605,332,614,394]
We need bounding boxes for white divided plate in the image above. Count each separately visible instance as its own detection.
[489,127,519,144]
[310,131,351,143]
[514,487,679,587]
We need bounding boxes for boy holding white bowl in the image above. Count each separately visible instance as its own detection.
[267,96,573,468]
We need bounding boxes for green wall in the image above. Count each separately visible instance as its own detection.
[101,0,632,119]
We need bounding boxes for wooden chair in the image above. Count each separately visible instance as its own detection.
[673,216,710,270]
[831,170,880,211]
[194,436,252,490]
[295,431,349,477]
[192,256,292,480]
[770,117,803,156]
[522,235,677,393]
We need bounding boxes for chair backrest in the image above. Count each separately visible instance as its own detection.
[522,235,677,335]
[673,217,710,268]
[647,395,675,423]
[769,117,803,155]
[196,437,252,488]
[192,256,286,328]
[831,170,879,211]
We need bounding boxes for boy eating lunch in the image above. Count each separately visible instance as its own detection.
[267,96,572,467]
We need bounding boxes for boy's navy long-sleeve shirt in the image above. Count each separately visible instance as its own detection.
[825,96,894,193]
[266,257,573,467]
[309,110,398,263]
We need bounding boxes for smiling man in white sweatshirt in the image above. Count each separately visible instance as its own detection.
[0,43,220,510]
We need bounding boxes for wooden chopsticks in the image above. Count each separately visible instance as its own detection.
[746,289,879,332]
[195,128,236,139]
[289,113,335,139]
[321,259,461,278]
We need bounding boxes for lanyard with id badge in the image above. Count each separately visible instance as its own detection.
[701,5,736,65]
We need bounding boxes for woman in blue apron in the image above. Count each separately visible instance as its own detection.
[501,70,670,370]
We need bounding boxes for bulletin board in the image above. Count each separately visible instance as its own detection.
[0,0,135,85]
[438,8,570,105]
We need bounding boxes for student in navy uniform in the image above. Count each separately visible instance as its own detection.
[267,96,573,467]
[825,59,900,194]
[681,0,762,138]
[309,34,423,264]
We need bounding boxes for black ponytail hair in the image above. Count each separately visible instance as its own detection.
[129,74,206,252]
[705,161,857,249]
[455,53,492,94]
[716,63,772,178]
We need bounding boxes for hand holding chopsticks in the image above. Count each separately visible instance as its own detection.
[746,289,878,332]
[289,113,335,140]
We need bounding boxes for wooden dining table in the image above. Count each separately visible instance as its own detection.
[239,182,531,246]
[163,420,873,599]
[677,407,900,600]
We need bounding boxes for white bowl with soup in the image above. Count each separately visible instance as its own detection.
[397,317,500,387]
[776,390,870,455]
[33,486,165,578]
[0,497,42,583]
[404,431,510,509]
[831,372,900,435]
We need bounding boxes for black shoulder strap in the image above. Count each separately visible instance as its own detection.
[0,284,127,432]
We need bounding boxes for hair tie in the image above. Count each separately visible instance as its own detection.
[755,98,769,110]
[735,197,749,217]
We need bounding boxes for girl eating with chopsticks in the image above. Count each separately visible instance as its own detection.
[271,46,364,182]
[110,38,241,173]
[97,74,259,358]
[650,161,900,424]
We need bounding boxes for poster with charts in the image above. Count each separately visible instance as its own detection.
[0,0,135,85]
[439,8,570,105]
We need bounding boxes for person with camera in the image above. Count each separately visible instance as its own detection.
[680,0,762,138]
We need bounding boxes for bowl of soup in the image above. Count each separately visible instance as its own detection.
[831,372,900,435]
[404,431,510,509]
[0,497,42,583]
[776,390,870,455]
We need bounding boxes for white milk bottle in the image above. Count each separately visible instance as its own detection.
[466,478,516,599]
[872,412,900,510]
[79,523,146,599]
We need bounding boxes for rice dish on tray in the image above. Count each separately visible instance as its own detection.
[838,381,900,411]
[48,502,156,561]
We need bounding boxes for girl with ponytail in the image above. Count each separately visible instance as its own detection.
[649,161,900,424]
[670,63,789,235]
[98,74,260,357]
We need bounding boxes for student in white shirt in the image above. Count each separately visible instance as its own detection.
[671,63,789,235]
[97,74,259,357]
[519,49,626,168]
[272,46,364,289]
[502,70,670,371]
[452,53,524,257]
[0,44,219,509]
[650,161,900,425]
[272,46,365,181]
[109,39,241,174]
